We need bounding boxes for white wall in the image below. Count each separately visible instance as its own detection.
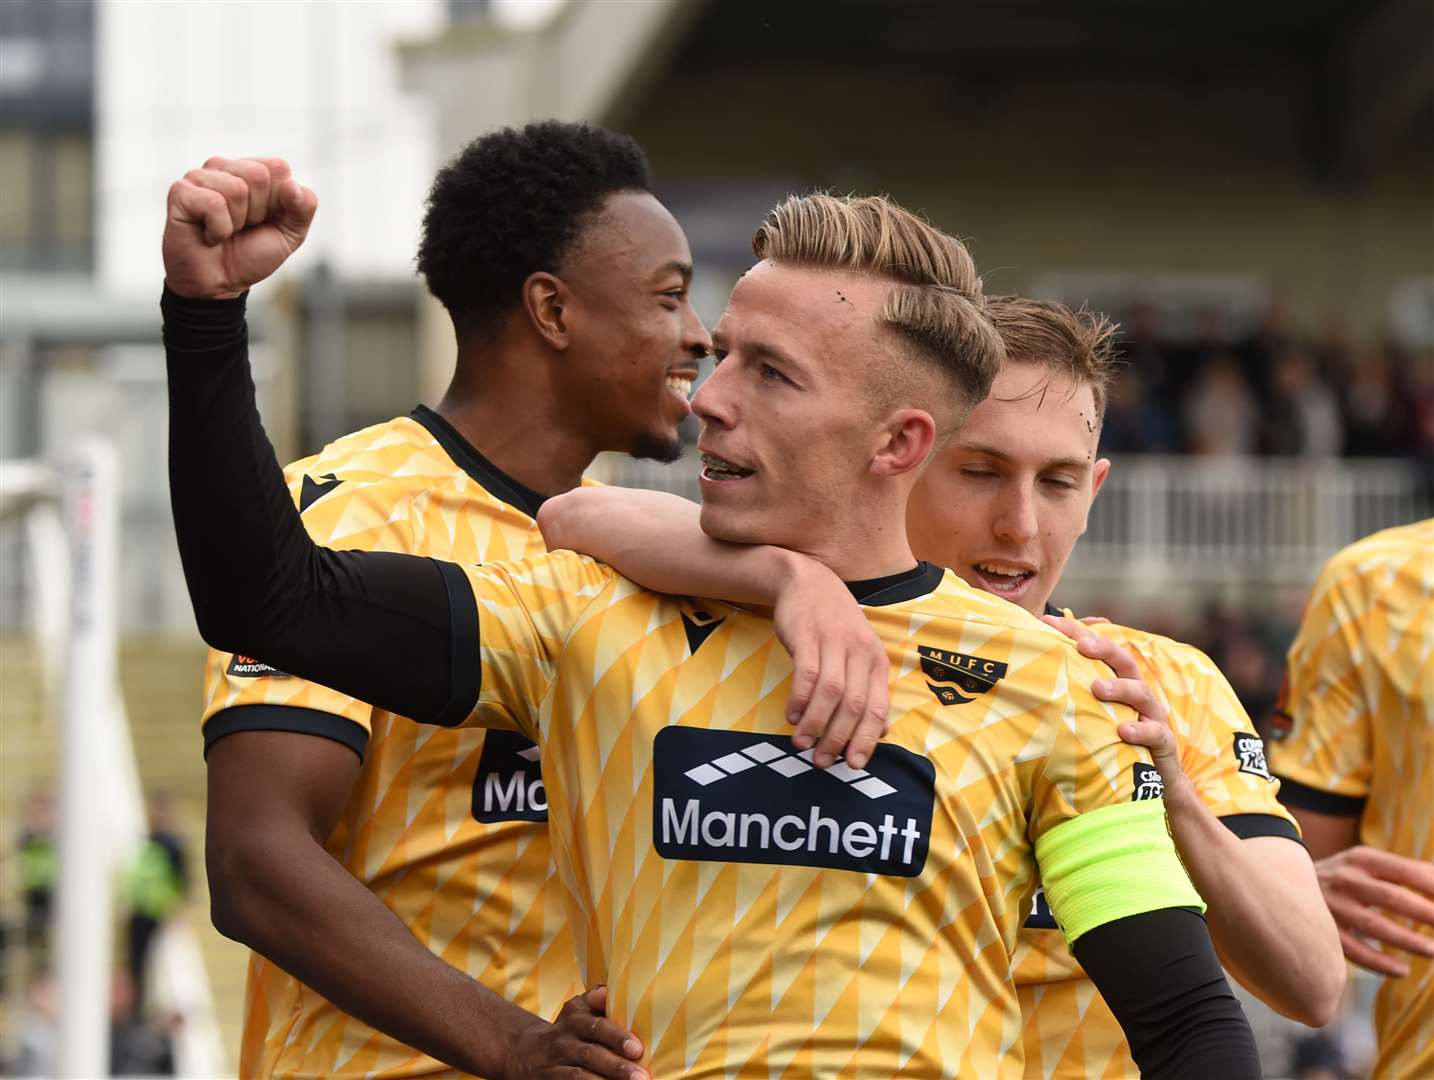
[96,0,445,295]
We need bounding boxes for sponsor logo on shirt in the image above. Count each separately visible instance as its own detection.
[471,730,547,823]
[652,728,936,877]
[226,655,287,678]
[918,646,1008,706]
[1132,762,1165,801]
[1233,732,1273,780]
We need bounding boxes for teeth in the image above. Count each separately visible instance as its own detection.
[977,562,1029,578]
[701,452,749,477]
[666,375,694,398]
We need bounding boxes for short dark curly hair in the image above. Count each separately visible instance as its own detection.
[416,121,652,339]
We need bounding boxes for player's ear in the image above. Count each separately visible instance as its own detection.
[871,409,937,478]
[523,271,570,350]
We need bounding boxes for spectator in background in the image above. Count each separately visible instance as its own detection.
[1095,367,1178,453]
[1237,299,1294,402]
[1117,301,1180,411]
[124,791,189,1014]
[1183,351,1260,455]
[17,790,56,971]
[1343,346,1418,457]
[1263,347,1343,457]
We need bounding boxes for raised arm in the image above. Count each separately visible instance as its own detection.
[1046,616,1344,1026]
[538,486,890,767]
[164,158,469,726]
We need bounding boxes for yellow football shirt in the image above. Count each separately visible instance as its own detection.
[1270,518,1434,1080]
[202,407,584,1078]
[1011,619,1298,1080]
[450,554,1203,1078]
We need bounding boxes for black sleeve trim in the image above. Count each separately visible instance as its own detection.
[1219,813,1303,843]
[1274,776,1367,817]
[203,704,368,761]
[1074,908,1261,1079]
[432,559,482,728]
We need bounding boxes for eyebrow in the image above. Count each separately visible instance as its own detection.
[711,333,804,373]
[653,260,693,283]
[956,442,1091,471]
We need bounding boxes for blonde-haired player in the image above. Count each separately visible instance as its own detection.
[164,182,1263,1076]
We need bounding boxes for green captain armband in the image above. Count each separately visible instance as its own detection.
[1034,800,1204,946]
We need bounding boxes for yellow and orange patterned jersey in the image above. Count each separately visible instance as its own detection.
[1270,518,1434,1080]
[451,554,1202,1078]
[1012,617,1298,1079]
[202,406,584,1078]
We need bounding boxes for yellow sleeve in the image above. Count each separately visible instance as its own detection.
[1030,650,1204,944]
[201,655,373,760]
[1267,557,1373,812]
[1028,650,1160,837]
[464,550,618,740]
[1135,636,1299,834]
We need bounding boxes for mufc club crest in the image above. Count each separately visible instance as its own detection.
[918,646,1008,706]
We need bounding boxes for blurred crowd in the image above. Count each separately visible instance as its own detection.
[1101,302,1434,461]
[3,792,188,1076]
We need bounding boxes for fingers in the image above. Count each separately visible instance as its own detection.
[842,662,891,770]
[1337,928,1411,977]
[168,178,235,246]
[186,165,252,242]
[787,655,819,732]
[276,176,319,244]
[1094,676,1163,722]
[1350,847,1434,898]
[790,651,844,760]
[1348,875,1434,931]
[1329,890,1434,958]
[1078,615,1111,625]
[554,992,647,1079]
[810,654,868,769]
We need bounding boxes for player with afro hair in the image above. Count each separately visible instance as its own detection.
[418,120,655,340]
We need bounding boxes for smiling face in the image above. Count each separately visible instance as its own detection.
[560,191,711,461]
[906,360,1110,614]
[692,260,922,561]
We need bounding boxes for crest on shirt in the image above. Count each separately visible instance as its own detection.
[1233,732,1273,781]
[1132,762,1165,801]
[917,646,1008,706]
[226,654,287,678]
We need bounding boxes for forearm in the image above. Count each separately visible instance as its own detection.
[538,487,803,604]
[209,826,536,1076]
[164,289,464,723]
[1163,784,1343,1024]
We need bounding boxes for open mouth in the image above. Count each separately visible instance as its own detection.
[700,452,755,482]
[666,374,695,398]
[971,561,1035,596]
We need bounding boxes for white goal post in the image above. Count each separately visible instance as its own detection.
[1,439,224,1078]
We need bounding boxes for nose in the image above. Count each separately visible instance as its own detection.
[682,299,713,360]
[692,354,735,429]
[992,483,1038,546]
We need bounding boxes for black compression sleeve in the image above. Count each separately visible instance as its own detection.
[1072,908,1261,1079]
[163,288,478,725]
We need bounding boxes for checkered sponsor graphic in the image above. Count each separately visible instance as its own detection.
[654,728,935,876]
[683,740,899,799]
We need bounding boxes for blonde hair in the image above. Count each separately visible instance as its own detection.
[752,193,1004,421]
[985,296,1119,423]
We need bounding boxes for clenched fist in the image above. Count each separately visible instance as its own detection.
[163,156,317,299]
